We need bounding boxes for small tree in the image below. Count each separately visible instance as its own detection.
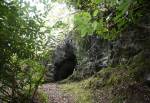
[0,0,50,102]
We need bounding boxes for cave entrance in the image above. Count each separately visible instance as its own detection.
[54,56,77,81]
[53,41,77,81]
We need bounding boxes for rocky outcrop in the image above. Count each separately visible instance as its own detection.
[70,35,110,80]
[70,12,150,80]
[110,26,150,66]
[45,12,150,82]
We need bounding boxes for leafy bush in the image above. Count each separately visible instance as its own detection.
[0,0,49,102]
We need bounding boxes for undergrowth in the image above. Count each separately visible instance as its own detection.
[34,91,49,103]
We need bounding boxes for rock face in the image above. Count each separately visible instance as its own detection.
[53,39,77,81]
[110,12,150,67]
[70,35,110,80]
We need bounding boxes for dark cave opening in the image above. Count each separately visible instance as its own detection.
[54,56,77,81]
[53,41,77,81]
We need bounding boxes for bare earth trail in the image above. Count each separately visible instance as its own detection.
[39,83,74,103]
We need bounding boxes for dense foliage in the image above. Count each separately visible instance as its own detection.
[0,0,51,102]
[66,0,147,39]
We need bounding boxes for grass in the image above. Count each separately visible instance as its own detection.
[59,79,93,103]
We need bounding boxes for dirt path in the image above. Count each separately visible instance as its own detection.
[39,83,74,103]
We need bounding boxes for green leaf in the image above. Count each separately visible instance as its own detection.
[92,21,98,30]
[92,0,101,4]
[93,10,99,17]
